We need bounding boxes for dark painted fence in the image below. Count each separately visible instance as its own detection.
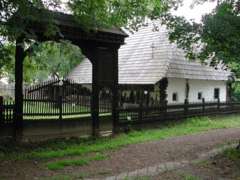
[0,97,14,126]
[117,99,240,124]
[22,79,111,118]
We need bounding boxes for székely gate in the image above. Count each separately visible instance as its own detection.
[14,9,128,141]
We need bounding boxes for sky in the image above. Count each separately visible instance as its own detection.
[173,0,217,22]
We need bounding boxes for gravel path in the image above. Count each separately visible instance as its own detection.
[1,126,240,180]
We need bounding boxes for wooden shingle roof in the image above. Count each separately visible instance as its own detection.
[165,43,231,80]
[66,21,231,84]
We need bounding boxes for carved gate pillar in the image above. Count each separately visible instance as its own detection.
[82,44,120,136]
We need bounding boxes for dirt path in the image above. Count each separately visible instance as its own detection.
[1,127,240,180]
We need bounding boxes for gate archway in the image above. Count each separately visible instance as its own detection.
[14,10,128,141]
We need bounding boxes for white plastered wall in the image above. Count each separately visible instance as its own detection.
[82,84,92,91]
[80,78,227,104]
[188,79,227,103]
[166,78,186,104]
[166,78,227,104]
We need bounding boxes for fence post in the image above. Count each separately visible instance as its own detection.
[59,96,62,132]
[163,100,168,119]
[202,98,205,114]
[184,99,189,117]
[0,96,3,124]
[231,101,234,112]
[217,98,220,113]
[114,108,120,132]
[138,100,142,121]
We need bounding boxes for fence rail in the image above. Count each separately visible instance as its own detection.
[117,100,240,124]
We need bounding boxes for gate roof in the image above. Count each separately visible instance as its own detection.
[31,10,128,44]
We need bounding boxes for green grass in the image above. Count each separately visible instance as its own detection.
[194,160,210,167]
[179,173,201,180]
[222,144,240,161]
[44,154,110,170]
[122,169,201,180]
[45,168,112,180]
[10,115,240,161]
[158,168,175,175]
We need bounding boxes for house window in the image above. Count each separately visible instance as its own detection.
[198,92,203,100]
[172,92,178,101]
[214,88,220,99]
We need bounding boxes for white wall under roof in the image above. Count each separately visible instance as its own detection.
[166,78,227,104]
[80,77,228,104]
[188,79,227,103]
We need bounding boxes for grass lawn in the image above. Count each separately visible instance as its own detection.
[1,114,240,179]
[2,114,240,161]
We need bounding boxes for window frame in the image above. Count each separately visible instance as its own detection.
[172,92,178,102]
[214,88,220,99]
[198,92,203,100]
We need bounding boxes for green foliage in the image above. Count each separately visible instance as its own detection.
[159,77,168,104]
[4,41,85,84]
[33,41,85,82]
[187,117,212,127]
[68,0,177,32]
[163,0,240,77]
[1,0,183,83]
[124,124,133,134]
[223,146,240,161]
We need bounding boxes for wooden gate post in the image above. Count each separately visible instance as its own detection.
[14,36,25,143]
[0,96,3,124]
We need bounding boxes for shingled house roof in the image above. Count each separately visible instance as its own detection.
[66,21,231,84]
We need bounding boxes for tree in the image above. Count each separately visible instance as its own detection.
[33,41,85,83]
[1,0,180,45]
[1,0,183,141]
[162,0,240,148]
[5,41,85,85]
[162,0,240,69]
[1,0,183,82]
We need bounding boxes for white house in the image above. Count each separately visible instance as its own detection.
[66,21,231,105]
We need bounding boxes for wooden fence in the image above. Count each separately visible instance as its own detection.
[117,99,240,124]
[23,96,112,118]
[22,78,112,118]
[0,97,14,126]
[2,96,240,127]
